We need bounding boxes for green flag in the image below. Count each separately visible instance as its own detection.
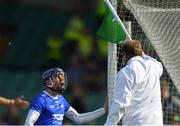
[97,0,126,43]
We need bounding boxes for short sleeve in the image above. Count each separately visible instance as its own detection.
[61,96,70,112]
[30,96,45,113]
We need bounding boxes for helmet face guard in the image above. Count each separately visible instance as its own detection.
[42,68,68,93]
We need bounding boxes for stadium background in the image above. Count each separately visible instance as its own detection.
[0,0,108,125]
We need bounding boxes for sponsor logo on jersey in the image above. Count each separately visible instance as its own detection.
[52,114,64,120]
[49,103,64,109]
[49,105,55,109]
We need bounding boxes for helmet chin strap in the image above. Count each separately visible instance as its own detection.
[46,77,64,94]
[46,86,64,94]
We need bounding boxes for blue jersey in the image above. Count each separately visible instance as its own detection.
[30,91,70,125]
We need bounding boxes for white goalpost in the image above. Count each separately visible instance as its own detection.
[108,0,180,124]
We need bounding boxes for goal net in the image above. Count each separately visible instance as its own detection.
[108,0,180,124]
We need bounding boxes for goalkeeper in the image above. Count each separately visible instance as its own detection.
[105,40,163,125]
[25,67,108,125]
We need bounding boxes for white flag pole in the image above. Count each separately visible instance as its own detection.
[104,0,132,40]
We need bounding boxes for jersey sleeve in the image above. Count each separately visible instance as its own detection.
[24,109,40,125]
[65,106,105,124]
[61,96,70,112]
[113,66,134,107]
[30,96,45,113]
[105,65,134,125]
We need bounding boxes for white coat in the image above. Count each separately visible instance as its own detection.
[105,55,163,125]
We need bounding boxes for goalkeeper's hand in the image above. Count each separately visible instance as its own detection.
[10,96,29,109]
[103,96,108,113]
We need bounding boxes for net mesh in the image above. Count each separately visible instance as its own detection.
[124,0,180,92]
[109,0,180,124]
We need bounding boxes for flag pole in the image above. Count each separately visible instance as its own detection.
[104,0,132,40]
